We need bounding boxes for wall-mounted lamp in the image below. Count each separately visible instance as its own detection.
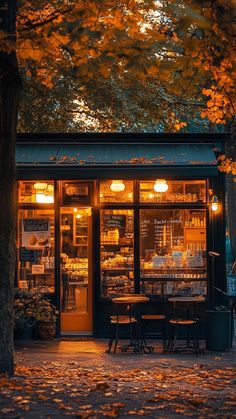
[110,180,125,192]
[211,195,219,212]
[154,179,169,193]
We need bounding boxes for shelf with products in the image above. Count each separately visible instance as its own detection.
[141,279,207,297]
[101,269,134,298]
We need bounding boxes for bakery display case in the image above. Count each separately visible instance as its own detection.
[140,208,207,297]
[100,209,134,297]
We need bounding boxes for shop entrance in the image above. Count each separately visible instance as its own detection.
[60,207,93,334]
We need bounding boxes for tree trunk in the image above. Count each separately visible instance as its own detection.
[225,119,236,266]
[0,0,21,375]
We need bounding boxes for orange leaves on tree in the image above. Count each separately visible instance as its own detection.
[218,155,236,175]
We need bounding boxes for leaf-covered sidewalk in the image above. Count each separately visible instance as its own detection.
[0,340,236,418]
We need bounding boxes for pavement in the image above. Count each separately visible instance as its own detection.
[0,338,235,418]
[14,338,236,368]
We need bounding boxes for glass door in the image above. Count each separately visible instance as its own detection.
[60,207,92,334]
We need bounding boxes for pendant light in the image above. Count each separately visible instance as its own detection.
[154,179,169,193]
[33,182,48,190]
[110,180,125,192]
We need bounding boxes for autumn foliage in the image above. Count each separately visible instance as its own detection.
[10,0,235,132]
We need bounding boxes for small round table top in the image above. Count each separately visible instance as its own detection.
[168,296,206,303]
[112,295,150,304]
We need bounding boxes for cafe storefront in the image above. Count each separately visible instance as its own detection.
[16,133,226,337]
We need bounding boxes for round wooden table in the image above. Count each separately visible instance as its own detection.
[112,295,150,304]
[111,295,150,352]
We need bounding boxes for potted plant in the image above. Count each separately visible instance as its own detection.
[14,289,36,339]
[14,289,58,340]
[33,297,58,340]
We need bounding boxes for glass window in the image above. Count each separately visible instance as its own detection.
[100,209,134,297]
[18,181,54,204]
[18,209,55,293]
[61,181,92,205]
[99,180,133,203]
[140,209,207,296]
[140,180,206,203]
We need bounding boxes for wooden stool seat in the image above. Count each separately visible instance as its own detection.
[169,319,197,326]
[110,315,137,325]
[141,313,166,351]
[141,314,166,321]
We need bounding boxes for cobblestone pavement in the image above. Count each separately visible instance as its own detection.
[0,339,235,418]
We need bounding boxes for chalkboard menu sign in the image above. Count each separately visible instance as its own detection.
[103,214,126,230]
[140,212,183,255]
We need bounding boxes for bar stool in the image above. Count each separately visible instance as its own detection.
[107,315,138,353]
[167,318,200,356]
[141,314,166,352]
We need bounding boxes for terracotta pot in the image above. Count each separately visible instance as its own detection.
[37,321,56,340]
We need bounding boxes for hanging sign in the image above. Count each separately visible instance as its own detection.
[22,218,51,248]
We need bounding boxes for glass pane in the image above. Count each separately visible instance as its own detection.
[100,180,133,203]
[140,180,206,203]
[60,207,89,313]
[100,209,134,297]
[140,209,207,296]
[18,209,55,293]
[18,181,54,204]
[61,181,92,205]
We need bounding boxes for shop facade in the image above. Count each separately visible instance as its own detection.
[16,133,226,337]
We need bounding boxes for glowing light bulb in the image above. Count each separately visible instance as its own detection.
[154,179,168,193]
[110,180,125,192]
[211,195,219,212]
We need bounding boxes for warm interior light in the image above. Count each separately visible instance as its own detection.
[76,214,82,219]
[211,195,219,212]
[73,208,78,212]
[149,193,154,199]
[34,182,48,190]
[47,185,54,193]
[154,179,169,193]
[36,193,54,204]
[110,180,125,192]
